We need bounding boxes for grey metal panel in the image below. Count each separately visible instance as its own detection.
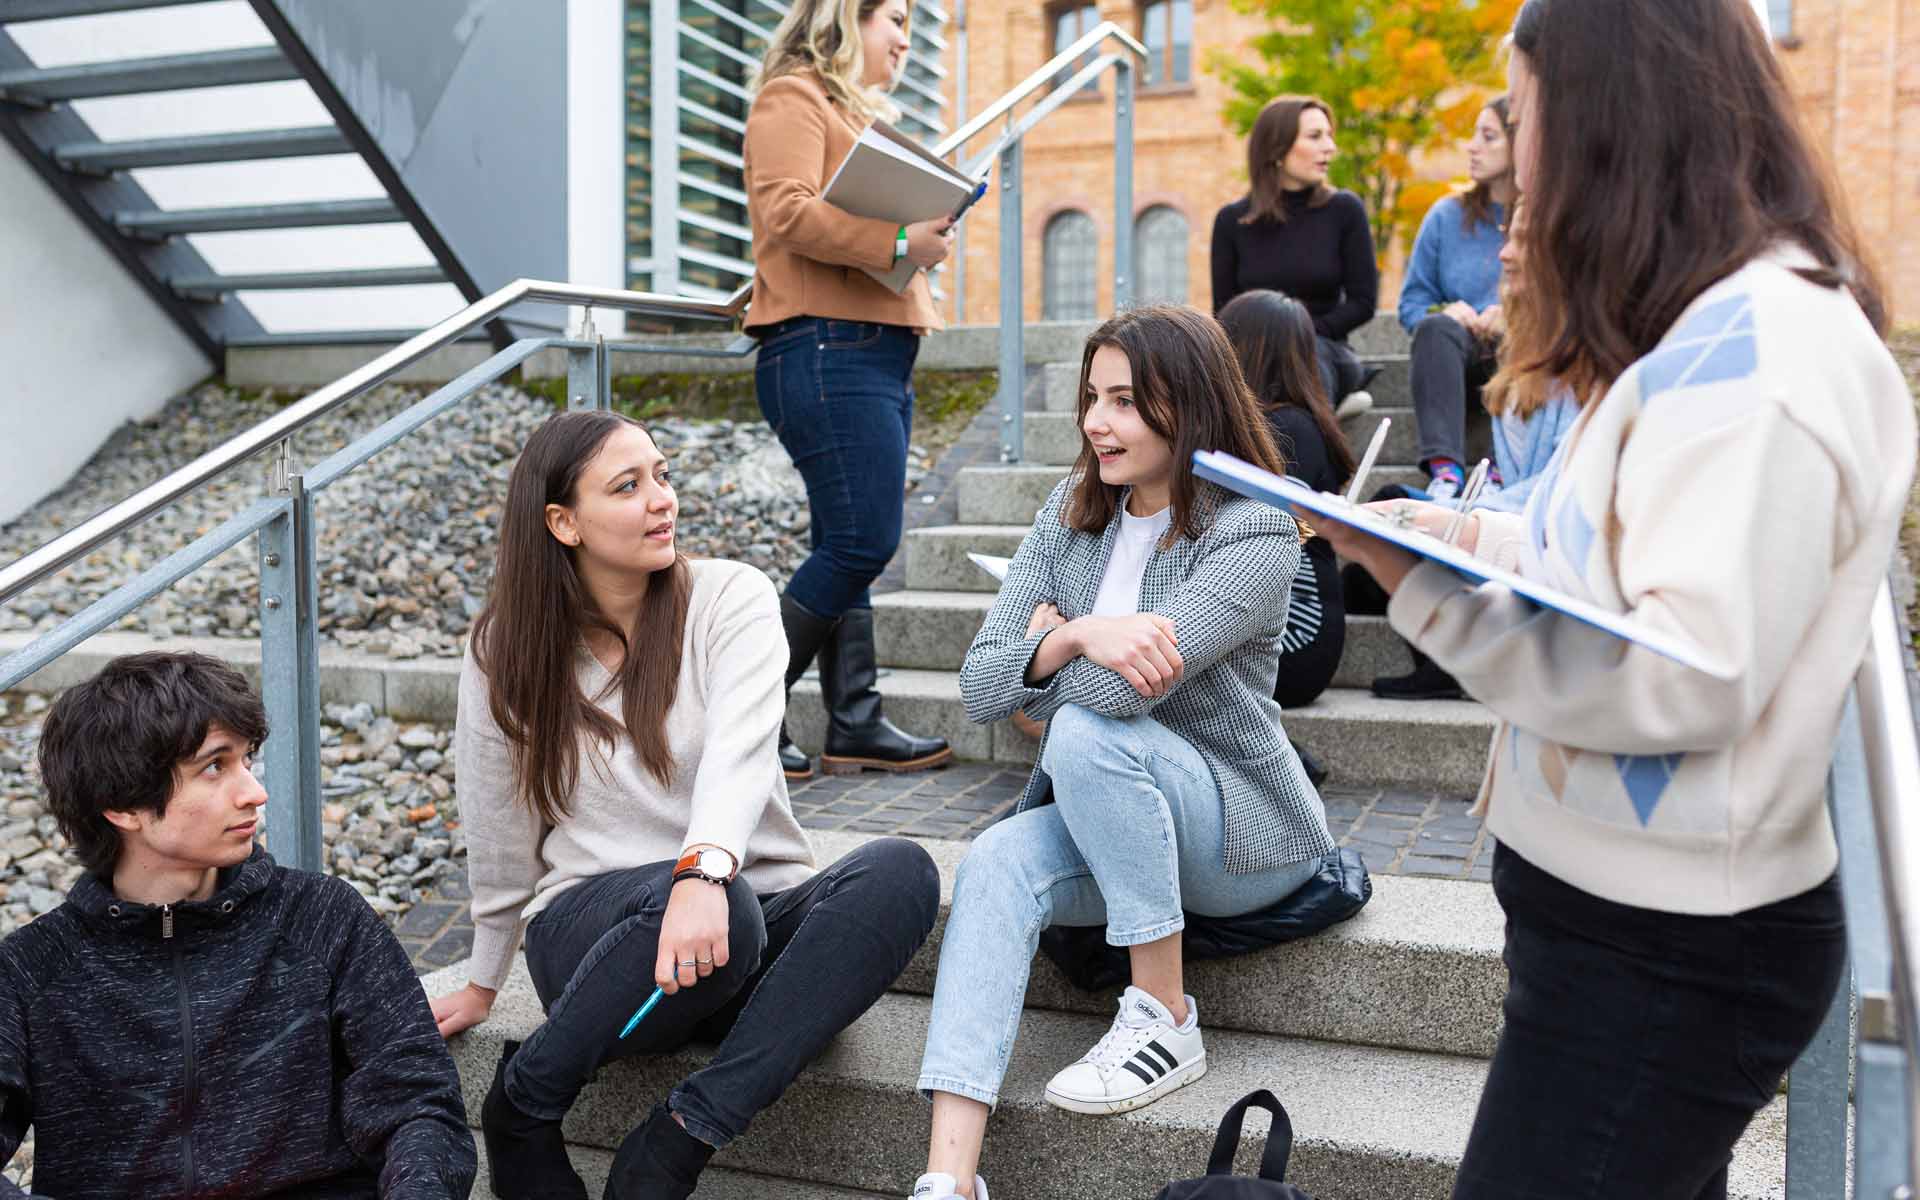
[0,46,295,101]
[115,197,399,236]
[260,0,565,333]
[56,125,347,171]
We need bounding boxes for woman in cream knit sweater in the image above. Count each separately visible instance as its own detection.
[1322,1,1914,1195]
[428,411,937,1200]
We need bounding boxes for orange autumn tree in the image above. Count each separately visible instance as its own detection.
[1209,0,1521,257]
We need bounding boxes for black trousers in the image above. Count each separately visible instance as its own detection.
[1454,844,1845,1199]
[505,839,938,1148]
[1409,313,1497,470]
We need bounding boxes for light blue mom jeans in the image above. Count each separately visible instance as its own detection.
[916,704,1323,1107]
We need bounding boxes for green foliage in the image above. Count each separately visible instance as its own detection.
[520,368,999,431]
[1209,0,1521,256]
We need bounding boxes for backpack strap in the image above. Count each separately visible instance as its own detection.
[1204,1088,1296,1180]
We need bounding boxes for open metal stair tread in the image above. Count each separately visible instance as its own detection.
[1,0,197,21]
[56,125,349,172]
[0,46,295,102]
[114,198,401,236]
[168,265,448,294]
[424,963,1790,1200]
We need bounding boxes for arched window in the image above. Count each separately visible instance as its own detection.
[1132,206,1189,306]
[1043,210,1098,320]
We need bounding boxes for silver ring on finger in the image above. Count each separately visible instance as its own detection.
[696,956,714,965]
[679,959,698,968]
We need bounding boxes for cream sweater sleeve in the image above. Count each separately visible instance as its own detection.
[454,650,546,991]
[1390,397,1841,756]
[681,566,788,861]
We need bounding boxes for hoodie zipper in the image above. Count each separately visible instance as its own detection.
[161,904,197,1194]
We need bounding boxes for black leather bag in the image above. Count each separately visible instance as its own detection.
[1040,849,1371,992]
[1154,1090,1317,1199]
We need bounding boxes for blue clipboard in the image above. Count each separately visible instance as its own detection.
[1192,450,1735,679]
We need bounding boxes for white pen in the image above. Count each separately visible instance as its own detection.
[1343,417,1392,504]
[1442,458,1492,546]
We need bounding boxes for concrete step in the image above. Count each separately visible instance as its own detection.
[799,829,1507,1058]
[902,524,1031,592]
[787,674,1494,794]
[956,463,1425,525]
[1021,410,1084,466]
[871,591,1413,690]
[1343,404,1494,481]
[473,1139,890,1197]
[425,966,1790,1200]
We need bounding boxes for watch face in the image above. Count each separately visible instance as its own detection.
[697,848,732,877]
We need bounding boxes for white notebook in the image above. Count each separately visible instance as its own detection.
[823,120,983,293]
[1192,450,1734,679]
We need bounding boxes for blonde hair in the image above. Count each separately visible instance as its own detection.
[754,0,908,124]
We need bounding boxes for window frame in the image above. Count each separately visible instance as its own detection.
[1043,209,1100,321]
[1131,204,1190,307]
[1136,0,1194,91]
[1046,0,1103,99]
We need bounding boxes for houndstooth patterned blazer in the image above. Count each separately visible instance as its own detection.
[960,475,1336,872]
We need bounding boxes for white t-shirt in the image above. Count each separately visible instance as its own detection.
[1090,503,1173,616]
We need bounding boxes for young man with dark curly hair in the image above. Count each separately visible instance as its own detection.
[0,651,475,1199]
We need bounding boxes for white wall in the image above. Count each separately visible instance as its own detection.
[567,0,625,334]
[0,140,211,525]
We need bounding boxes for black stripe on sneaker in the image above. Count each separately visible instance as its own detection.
[1130,1050,1168,1079]
[1122,1060,1159,1087]
[1142,1040,1180,1072]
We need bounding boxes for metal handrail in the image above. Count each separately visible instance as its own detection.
[0,280,748,606]
[1859,580,1920,1178]
[933,19,1147,159]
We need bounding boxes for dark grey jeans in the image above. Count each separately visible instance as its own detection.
[1409,313,1498,470]
[1314,334,1368,404]
[503,838,938,1148]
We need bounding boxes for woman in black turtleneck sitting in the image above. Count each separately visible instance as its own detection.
[1211,95,1380,420]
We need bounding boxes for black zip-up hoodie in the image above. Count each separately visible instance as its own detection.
[0,847,476,1198]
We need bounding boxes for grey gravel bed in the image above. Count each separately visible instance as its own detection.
[1,380,931,660]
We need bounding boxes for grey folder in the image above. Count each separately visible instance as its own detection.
[823,120,981,292]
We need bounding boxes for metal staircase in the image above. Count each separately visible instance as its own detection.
[0,0,563,354]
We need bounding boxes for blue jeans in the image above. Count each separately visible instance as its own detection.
[916,706,1323,1107]
[754,317,919,619]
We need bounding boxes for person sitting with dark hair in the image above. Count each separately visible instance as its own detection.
[1,651,475,1198]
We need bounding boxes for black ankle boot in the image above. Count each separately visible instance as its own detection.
[1372,645,1465,701]
[604,1104,715,1200]
[817,607,952,775]
[480,1041,586,1200]
[779,594,840,781]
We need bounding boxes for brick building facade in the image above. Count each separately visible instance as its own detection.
[941,0,1918,328]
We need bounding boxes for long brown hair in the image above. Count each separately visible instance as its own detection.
[1505,0,1886,406]
[1459,95,1513,236]
[1217,290,1357,485]
[1065,304,1290,549]
[1483,200,1553,418]
[470,411,692,825]
[1244,96,1335,225]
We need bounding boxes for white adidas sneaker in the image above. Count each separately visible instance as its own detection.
[1044,985,1206,1115]
[911,1171,990,1200]
[1334,389,1374,421]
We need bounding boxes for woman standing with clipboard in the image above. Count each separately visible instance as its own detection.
[1318,1,1914,1194]
[745,0,956,781]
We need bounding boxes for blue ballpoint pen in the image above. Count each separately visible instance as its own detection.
[619,985,666,1039]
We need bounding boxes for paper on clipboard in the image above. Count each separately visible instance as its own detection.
[967,552,1011,583]
[822,120,984,293]
[1192,450,1735,679]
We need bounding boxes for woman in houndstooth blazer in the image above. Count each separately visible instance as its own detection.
[907,305,1336,1200]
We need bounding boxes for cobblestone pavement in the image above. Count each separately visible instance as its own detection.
[397,762,1489,974]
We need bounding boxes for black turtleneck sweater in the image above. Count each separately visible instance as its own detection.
[1210,189,1380,340]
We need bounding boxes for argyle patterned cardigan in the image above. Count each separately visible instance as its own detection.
[959,475,1336,872]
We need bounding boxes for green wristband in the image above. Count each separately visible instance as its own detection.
[895,225,910,264]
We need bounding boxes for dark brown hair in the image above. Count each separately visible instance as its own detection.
[39,652,268,876]
[1217,290,1357,486]
[1505,0,1886,405]
[1065,304,1290,548]
[1244,96,1335,224]
[1483,200,1554,418]
[471,411,692,825]
[1459,95,1513,236]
